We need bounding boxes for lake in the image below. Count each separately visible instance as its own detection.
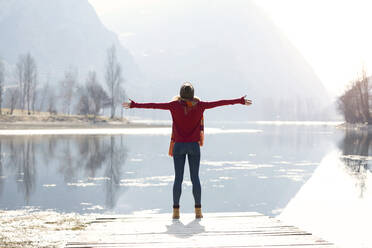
[0,121,371,247]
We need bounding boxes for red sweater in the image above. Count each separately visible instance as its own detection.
[130,97,245,142]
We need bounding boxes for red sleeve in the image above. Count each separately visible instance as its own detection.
[200,97,245,110]
[130,101,173,110]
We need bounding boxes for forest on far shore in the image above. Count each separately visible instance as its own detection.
[0,45,126,121]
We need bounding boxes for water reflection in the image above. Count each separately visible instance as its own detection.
[339,130,372,198]
[280,130,372,248]
[6,138,37,204]
[0,135,127,211]
[340,129,372,157]
[105,136,127,209]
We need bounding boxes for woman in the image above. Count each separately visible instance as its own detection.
[122,82,252,219]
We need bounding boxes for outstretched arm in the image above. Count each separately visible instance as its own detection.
[122,99,172,110]
[200,96,252,110]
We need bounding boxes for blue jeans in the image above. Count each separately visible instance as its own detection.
[172,142,201,207]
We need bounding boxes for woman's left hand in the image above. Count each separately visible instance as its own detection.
[242,95,252,106]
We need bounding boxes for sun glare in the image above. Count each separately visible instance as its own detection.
[88,0,372,96]
[254,0,372,96]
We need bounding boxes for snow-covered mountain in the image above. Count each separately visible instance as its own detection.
[0,0,137,82]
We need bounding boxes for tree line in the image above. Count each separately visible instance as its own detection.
[338,69,371,124]
[0,45,126,119]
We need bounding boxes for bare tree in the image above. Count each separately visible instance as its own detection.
[39,82,57,115]
[117,85,126,119]
[15,57,25,111]
[31,82,38,114]
[5,88,19,115]
[36,81,56,114]
[25,54,38,115]
[338,70,371,124]
[86,71,109,118]
[76,85,90,116]
[356,69,370,122]
[77,71,109,118]
[47,87,57,115]
[0,60,4,115]
[38,82,49,112]
[105,45,123,119]
[16,53,38,114]
[60,68,78,115]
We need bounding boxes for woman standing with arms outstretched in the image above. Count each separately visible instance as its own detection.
[122,82,252,219]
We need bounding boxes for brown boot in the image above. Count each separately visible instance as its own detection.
[195,207,203,219]
[172,206,180,219]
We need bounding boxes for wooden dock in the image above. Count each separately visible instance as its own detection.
[66,212,336,248]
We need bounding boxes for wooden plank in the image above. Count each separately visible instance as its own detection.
[66,212,337,248]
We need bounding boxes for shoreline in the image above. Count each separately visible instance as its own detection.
[0,111,170,130]
[336,122,372,131]
[0,120,170,130]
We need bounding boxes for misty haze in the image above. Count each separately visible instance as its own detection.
[0,1,371,248]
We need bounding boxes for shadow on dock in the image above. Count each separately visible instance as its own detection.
[166,219,205,238]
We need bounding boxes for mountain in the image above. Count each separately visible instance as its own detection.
[0,0,137,83]
[114,0,333,120]
[0,0,335,120]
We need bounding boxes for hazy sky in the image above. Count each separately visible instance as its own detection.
[88,0,372,96]
[254,0,372,96]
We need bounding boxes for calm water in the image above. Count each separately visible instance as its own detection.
[1,122,371,247]
[0,122,343,215]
